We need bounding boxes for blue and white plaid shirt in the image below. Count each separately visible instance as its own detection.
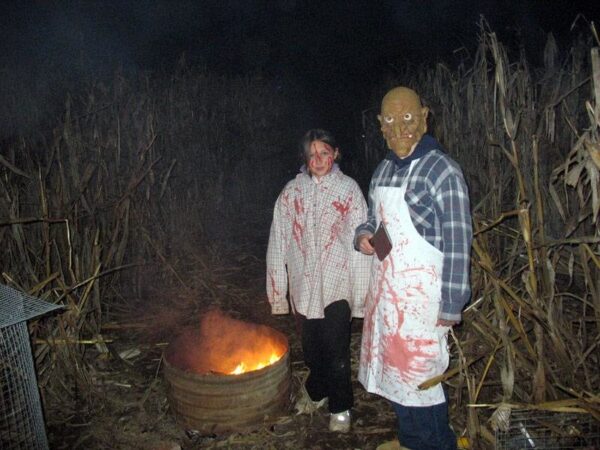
[355,136,473,321]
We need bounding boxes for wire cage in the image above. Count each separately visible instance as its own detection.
[0,284,62,450]
[495,409,600,449]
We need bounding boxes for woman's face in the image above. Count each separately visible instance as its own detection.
[307,140,338,179]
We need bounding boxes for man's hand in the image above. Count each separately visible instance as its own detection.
[436,318,459,327]
[358,234,375,255]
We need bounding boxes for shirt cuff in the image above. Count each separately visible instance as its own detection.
[438,310,462,322]
[271,302,289,315]
[352,307,364,318]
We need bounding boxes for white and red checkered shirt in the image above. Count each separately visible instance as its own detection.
[266,165,371,319]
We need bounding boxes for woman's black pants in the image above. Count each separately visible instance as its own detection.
[297,299,353,414]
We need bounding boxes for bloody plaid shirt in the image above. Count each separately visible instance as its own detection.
[355,147,473,322]
[266,166,371,319]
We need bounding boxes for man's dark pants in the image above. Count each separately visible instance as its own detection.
[391,399,457,450]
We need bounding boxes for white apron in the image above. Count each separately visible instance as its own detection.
[358,160,450,406]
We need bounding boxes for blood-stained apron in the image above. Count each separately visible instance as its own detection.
[358,160,449,406]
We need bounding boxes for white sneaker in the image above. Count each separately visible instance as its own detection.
[294,385,327,415]
[329,409,351,433]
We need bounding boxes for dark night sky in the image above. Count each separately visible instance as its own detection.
[0,0,597,145]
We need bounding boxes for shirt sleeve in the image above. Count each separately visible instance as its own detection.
[437,171,473,322]
[266,190,291,315]
[348,183,372,317]
[354,176,378,249]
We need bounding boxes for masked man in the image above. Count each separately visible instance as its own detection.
[355,87,472,450]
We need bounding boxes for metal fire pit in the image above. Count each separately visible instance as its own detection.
[163,330,291,434]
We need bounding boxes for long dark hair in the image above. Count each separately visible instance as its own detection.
[299,128,341,164]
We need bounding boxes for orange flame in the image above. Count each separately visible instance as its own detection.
[230,351,282,375]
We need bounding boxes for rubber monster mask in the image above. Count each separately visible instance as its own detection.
[378,87,429,158]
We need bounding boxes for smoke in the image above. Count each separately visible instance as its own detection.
[166,308,288,375]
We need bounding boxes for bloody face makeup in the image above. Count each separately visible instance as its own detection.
[307,140,338,179]
[378,87,429,158]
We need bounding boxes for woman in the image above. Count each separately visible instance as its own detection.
[266,128,370,433]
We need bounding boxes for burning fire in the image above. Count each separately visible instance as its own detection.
[166,308,288,376]
[230,352,281,375]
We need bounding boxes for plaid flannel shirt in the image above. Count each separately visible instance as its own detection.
[267,166,371,319]
[355,147,473,321]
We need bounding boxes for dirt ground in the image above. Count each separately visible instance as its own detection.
[50,326,401,450]
[46,225,466,450]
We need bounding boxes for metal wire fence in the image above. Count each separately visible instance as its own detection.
[0,284,62,450]
[495,409,600,449]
